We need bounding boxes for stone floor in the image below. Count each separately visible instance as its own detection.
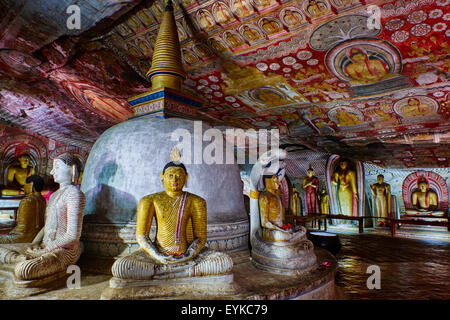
[333,230,450,300]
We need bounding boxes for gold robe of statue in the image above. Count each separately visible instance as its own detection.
[0,177,46,244]
[332,160,358,216]
[2,154,35,197]
[111,163,233,280]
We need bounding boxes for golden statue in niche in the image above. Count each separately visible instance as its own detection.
[405,178,443,215]
[344,48,390,85]
[111,151,233,280]
[209,37,227,53]
[2,154,35,197]
[0,175,46,244]
[332,160,358,216]
[319,188,329,214]
[182,49,199,64]
[370,174,391,224]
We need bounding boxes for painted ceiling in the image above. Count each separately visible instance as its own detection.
[0,0,448,168]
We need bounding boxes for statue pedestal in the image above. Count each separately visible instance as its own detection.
[0,264,68,298]
[101,274,237,300]
[250,227,317,276]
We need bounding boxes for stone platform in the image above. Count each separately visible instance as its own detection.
[0,248,337,300]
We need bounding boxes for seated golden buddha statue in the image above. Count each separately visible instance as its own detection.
[1,154,35,197]
[0,175,46,244]
[110,157,233,283]
[405,179,444,215]
[249,149,317,275]
[0,154,85,289]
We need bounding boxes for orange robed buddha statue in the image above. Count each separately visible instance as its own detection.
[1,154,35,197]
[405,178,444,215]
[0,175,46,244]
[111,157,233,281]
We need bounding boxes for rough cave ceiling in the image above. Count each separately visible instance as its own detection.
[0,0,448,168]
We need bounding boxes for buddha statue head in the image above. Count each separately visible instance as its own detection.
[161,161,188,193]
[339,159,349,170]
[377,174,384,184]
[417,178,429,193]
[18,154,31,169]
[262,174,280,193]
[51,154,79,185]
[307,165,314,177]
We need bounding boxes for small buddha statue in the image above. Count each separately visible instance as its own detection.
[1,154,35,197]
[405,178,444,215]
[290,187,300,216]
[110,154,233,281]
[319,188,329,215]
[370,174,391,225]
[0,154,85,284]
[0,175,46,244]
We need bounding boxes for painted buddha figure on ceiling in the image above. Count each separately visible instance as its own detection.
[2,154,35,197]
[0,154,85,284]
[0,175,46,244]
[344,48,390,85]
[405,178,444,215]
[110,151,233,281]
[402,98,433,118]
[332,159,358,216]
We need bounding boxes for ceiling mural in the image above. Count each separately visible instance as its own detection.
[0,0,448,168]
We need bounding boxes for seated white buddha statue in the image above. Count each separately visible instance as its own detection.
[0,153,85,283]
[405,179,444,216]
[110,159,233,281]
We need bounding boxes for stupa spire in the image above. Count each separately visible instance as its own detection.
[146,0,186,90]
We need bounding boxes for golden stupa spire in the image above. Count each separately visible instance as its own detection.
[146,0,186,91]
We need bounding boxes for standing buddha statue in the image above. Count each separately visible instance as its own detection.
[332,159,358,216]
[370,174,391,225]
[302,165,319,215]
